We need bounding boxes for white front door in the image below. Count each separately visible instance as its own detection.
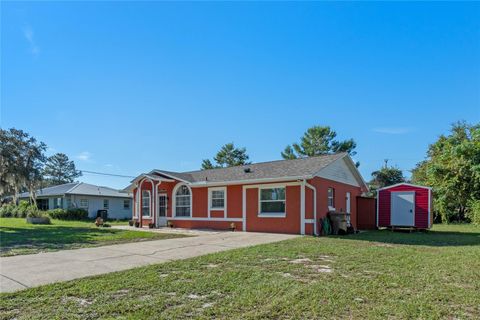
[391,192,415,226]
[157,194,167,227]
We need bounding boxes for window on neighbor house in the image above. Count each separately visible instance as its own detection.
[142,191,150,217]
[53,197,63,209]
[66,198,72,208]
[210,188,225,209]
[103,199,109,209]
[80,199,89,208]
[123,199,130,209]
[175,185,191,217]
[259,187,286,214]
[328,188,335,209]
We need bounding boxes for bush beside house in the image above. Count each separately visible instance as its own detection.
[47,208,88,220]
[0,202,88,220]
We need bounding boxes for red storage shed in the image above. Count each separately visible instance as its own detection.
[377,183,432,229]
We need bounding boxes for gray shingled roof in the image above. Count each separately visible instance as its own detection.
[19,182,132,199]
[153,152,347,184]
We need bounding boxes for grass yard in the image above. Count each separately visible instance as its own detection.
[1,224,479,319]
[0,218,188,257]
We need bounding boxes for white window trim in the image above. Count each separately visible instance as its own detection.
[123,199,131,210]
[208,186,227,217]
[258,185,287,218]
[103,199,109,210]
[328,187,335,211]
[172,183,192,218]
[142,190,151,218]
[79,199,89,209]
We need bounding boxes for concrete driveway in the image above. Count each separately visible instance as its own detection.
[0,231,297,293]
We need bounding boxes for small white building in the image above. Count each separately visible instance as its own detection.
[18,182,133,219]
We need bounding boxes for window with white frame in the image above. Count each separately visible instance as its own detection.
[103,199,109,209]
[80,199,89,208]
[259,187,286,214]
[209,188,225,210]
[327,187,335,209]
[142,191,150,217]
[123,199,130,209]
[175,185,191,217]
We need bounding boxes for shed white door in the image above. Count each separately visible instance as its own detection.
[391,192,415,226]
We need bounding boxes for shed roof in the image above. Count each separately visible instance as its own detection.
[377,183,432,191]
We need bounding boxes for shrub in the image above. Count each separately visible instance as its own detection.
[15,200,31,218]
[47,208,88,220]
[467,200,480,226]
[0,201,40,218]
[0,203,15,217]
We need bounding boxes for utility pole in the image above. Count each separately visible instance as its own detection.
[384,159,389,169]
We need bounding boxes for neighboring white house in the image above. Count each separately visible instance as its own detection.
[18,182,133,219]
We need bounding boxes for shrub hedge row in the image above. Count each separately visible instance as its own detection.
[0,202,88,220]
[47,208,88,220]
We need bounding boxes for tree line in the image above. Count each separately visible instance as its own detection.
[0,128,81,203]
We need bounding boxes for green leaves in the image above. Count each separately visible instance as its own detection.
[411,121,480,223]
[281,126,357,160]
[43,153,82,186]
[201,143,251,170]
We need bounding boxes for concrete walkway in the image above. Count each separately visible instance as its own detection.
[0,231,297,293]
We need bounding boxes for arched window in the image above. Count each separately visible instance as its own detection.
[175,184,191,217]
[142,190,151,217]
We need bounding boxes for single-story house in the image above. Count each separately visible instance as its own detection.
[125,152,368,235]
[18,182,133,219]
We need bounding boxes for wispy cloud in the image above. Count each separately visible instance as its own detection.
[372,127,413,135]
[23,25,40,57]
[76,151,92,162]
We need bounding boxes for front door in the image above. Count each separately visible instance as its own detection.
[391,192,415,226]
[157,194,167,227]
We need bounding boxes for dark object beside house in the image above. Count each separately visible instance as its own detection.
[97,210,108,220]
[328,211,351,235]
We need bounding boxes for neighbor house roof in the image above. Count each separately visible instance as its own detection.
[18,182,132,199]
[127,152,367,189]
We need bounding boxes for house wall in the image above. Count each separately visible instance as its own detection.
[308,176,363,229]
[244,184,301,234]
[133,175,363,234]
[377,184,431,229]
[34,195,132,219]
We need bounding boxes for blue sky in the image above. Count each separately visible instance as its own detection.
[1,2,479,189]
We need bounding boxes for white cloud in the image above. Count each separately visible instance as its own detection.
[76,151,92,162]
[372,127,413,135]
[23,25,40,57]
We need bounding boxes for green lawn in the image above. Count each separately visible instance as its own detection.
[0,218,188,257]
[1,224,479,319]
